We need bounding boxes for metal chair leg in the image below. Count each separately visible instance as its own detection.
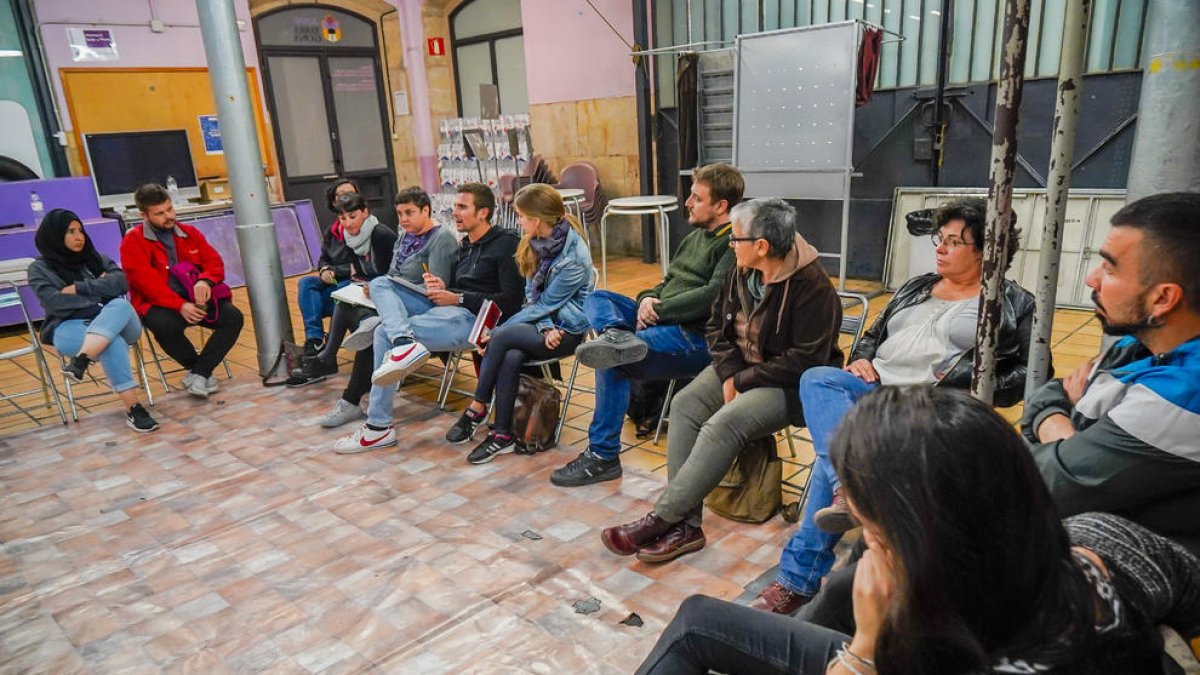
[553,357,582,445]
[653,378,677,445]
[133,341,155,406]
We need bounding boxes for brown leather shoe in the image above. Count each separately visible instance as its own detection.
[813,488,859,534]
[601,512,672,556]
[635,521,706,563]
[749,581,813,615]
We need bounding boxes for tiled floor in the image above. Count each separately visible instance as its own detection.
[0,257,1102,672]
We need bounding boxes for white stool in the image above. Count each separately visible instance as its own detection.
[598,195,679,288]
[555,187,586,226]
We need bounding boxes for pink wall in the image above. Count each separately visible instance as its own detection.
[519,0,636,104]
[34,0,260,130]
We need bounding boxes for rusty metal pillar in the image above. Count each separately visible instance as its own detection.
[1025,0,1092,400]
[971,0,1032,405]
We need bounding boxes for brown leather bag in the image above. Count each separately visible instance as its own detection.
[705,435,782,523]
[512,375,561,453]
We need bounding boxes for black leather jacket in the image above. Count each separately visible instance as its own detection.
[853,273,1040,407]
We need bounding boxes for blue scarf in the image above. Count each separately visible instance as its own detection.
[530,218,570,302]
[395,227,438,266]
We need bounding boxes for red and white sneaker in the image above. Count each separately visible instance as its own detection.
[371,342,431,387]
[333,424,397,454]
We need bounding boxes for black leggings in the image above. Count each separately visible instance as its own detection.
[341,347,374,406]
[142,300,244,378]
[472,322,582,435]
[317,303,372,364]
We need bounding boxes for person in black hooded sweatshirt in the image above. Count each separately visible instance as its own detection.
[27,209,159,432]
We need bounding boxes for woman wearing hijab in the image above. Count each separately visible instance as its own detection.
[27,209,159,432]
[442,183,593,464]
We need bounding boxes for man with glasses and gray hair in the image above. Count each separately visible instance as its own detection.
[750,197,1036,615]
[600,197,843,564]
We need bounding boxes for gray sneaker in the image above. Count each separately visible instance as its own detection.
[342,316,381,352]
[181,372,210,399]
[206,375,220,394]
[319,398,364,428]
[574,329,649,370]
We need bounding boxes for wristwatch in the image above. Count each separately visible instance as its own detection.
[457,293,465,305]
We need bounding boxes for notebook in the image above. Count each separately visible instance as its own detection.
[330,283,375,310]
[468,299,502,348]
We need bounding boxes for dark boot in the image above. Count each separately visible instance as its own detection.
[601,513,672,556]
[749,581,813,615]
[634,521,706,563]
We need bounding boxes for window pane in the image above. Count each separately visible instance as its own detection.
[673,0,689,43]
[1087,0,1119,72]
[764,0,780,30]
[831,0,848,22]
[970,0,997,81]
[258,8,375,48]
[1112,0,1145,70]
[328,57,388,172]
[453,0,521,40]
[705,0,722,40]
[1035,0,1065,77]
[455,42,491,118]
[781,0,796,28]
[742,1,760,34]
[494,36,528,114]
[918,0,942,85]
[899,0,922,86]
[879,0,902,87]
[723,0,740,38]
[656,1,677,107]
[813,0,829,23]
[266,56,334,177]
[848,0,866,21]
[949,0,974,83]
[797,0,812,26]
[1025,0,1044,78]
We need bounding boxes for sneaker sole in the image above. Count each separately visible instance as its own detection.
[467,444,514,465]
[333,437,397,454]
[635,536,707,563]
[575,340,649,370]
[813,509,858,534]
[342,318,381,352]
[446,423,482,444]
[286,375,328,389]
[372,352,430,387]
[185,388,210,399]
[550,466,622,487]
[126,419,160,433]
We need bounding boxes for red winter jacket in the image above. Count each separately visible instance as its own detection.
[120,222,227,316]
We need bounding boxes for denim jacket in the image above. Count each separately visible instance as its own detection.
[507,228,593,334]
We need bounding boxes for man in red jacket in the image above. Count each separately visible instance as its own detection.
[120,184,244,398]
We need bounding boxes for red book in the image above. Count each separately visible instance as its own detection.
[468,299,502,348]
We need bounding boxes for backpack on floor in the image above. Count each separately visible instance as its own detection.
[512,374,561,453]
[705,435,782,523]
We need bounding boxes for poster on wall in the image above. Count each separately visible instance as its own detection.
[67,28,118,62]
[198,115,223,155]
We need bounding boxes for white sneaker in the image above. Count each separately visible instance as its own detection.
[206,375,220,394]
[333,424,397,454]
[319,398,364,428]
[371,342,431,387]
[181,372,210,399]
[342,316,381,352]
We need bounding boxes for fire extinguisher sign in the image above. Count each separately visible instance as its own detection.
[428,38,445,57]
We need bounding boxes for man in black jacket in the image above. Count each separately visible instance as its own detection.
[752,198,1036,615]
[332,183,524,453]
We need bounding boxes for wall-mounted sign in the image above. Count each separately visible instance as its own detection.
[428,37,445,57]
[321,15,342,43]
[198,115,223,155]
[67,28,118,62]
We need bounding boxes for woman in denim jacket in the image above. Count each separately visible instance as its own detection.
[445,184,593,464]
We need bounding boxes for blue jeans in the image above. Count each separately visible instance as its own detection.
[777,366,877,596]
[52,298,142,393]
[297,275,349,340]
[364,300,476,427]
[369,276,436,344]
[584,290,711,460]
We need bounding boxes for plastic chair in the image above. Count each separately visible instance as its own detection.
[0,265,68,426]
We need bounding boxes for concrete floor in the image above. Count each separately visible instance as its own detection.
[0,256,1102,672]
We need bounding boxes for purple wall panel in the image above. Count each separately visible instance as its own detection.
[0,177,102,228]
[0,218,122,326]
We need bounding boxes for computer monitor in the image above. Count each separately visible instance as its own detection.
[82,129,200,210]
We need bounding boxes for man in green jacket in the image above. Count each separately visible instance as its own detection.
[550,163,743,487]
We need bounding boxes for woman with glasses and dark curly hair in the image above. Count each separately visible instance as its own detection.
[753,198,1039,616]
[637,387,1200,674]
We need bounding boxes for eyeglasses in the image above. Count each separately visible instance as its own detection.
[728,236,760,245]
[931,233,974,250]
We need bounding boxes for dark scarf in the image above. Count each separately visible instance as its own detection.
[395,226,438,266]
[530,218,571,302]
[34,208,106,283]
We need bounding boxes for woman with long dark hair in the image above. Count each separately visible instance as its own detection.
[27,209,159,432]
[294,178,360,356]
[636,387,1200,674]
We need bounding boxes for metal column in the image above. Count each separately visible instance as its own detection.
[196,0,293,378]
[1126,0,1200,200]
[1025,0,1092,400]
[971,0,1032,405]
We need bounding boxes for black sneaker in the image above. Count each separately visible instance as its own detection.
[303,337,325,358]
[62,354,93,383]
[467,432,516,464]
[550,450,622,487]
[574,329,649,370]
[445,408,486,444]
[285,357,338,388]
[126,403,160,433]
